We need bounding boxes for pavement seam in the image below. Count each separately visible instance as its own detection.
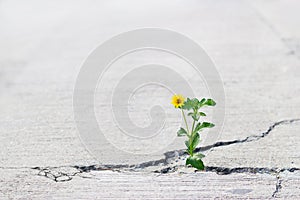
[1,118,299,183]
[272,172,283,198]
[140,118,300,168]
[31,165,300,183]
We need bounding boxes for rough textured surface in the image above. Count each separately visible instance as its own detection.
[0,168,277,199]
[0,0,300,199]
[204,120,300,168]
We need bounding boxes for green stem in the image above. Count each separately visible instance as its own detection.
[191,109,198,136]
[189,109,199,156]
[189,120,196,156]
[181,108,189,135]
[191,120,195,134]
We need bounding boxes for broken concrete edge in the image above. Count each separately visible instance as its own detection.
[24,166,297,199]
[30,165,298,199]
[0,118,295,198]
[30,165,300,182]
[137,118,300,169]
[26,118,300,183]
[2,118,300,184]
[272,172,283,198]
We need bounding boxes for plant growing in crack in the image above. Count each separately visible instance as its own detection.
[171,94,216,170]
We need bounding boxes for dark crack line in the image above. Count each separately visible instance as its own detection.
[272,173,283,198]
[32,166,123,182]
[197,118,300,151]
[153,165,297,198]
[155,166,300,175]
[139,118,300,168]
[206,167,299,175]
[4,118,298,173]
[32,167,83,182]
[30,118,300,182]
[32,165,300,182]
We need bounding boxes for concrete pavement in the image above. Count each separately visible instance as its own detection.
[0,0,300,199]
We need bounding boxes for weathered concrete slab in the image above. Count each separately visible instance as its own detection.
[0,168,277,199]
[276,171,300,199]
[204,120,300,169]
[1,0,300,166]
[0,0,300,198]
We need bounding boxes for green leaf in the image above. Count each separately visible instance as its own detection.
[182,98,200,110]
[186,156,205,170]
[182,98,193,110]
[204,99,216,106]
[194,122,202,132]
[199,112,206,116]
[194,122,215,132]
[199,98,206,105]
[177,127,187,136]
[191,98,199,106]
[190,132,200,150]
[201,122,215,128]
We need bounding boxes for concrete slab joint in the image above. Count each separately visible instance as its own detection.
[21,118,300,198]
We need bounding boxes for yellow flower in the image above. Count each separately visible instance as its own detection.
[171,94,185,108]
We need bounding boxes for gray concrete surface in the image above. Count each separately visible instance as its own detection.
[0,0,300,199]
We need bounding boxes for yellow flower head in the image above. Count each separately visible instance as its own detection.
[171,94,185,108]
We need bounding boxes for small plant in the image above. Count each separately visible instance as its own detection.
[171,94,216,170]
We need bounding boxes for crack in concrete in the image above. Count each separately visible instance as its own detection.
[197,118,300,151]
[30,118,300,182]
[140,118,300,168]
[155,166,300,175]
[32,165,300,183]
[32,165,125,182]
[272,172,283,198]
[32,167,83,182]
[206,167,299,175]
[154,166,295,198]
